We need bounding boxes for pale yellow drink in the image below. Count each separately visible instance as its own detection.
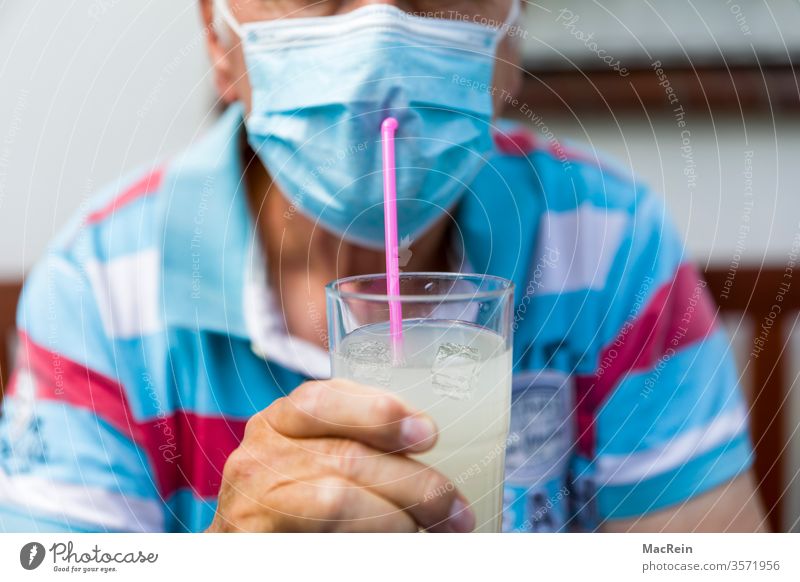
[332,319,512,532]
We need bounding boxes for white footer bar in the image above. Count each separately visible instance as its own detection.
[1,533,797,581]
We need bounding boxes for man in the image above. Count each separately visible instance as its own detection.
[0,0,765,533]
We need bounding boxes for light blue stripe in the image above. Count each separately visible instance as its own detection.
[0,504,102,533]
[598,432,754,519]
[78,195,160,262]
[164,489,217,532]
[530,151,640,210]
[17,251,119,381]
[1,399,158,500]
[107,333,295,421]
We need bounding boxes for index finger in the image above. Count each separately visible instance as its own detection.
[264,379,438,454]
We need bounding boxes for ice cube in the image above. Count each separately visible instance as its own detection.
[431,342,480,400]
[344,340,391,364]
[343,340,391,387]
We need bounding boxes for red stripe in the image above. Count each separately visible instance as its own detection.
[15,332,245,498]
[19,332,133,434]
[492,127,625,177]
[493,129,537,156]
[136,411,246,498]
[85,168,164,225]
[574,264,718,457]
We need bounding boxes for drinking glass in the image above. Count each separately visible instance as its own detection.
[326,272,514,532]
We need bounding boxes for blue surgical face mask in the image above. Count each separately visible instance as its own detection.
[215,0,519,249]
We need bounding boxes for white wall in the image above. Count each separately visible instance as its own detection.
[0,0,216,277]
[520,0,800,68]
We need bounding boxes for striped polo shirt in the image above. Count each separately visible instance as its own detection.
[0,104,753,532]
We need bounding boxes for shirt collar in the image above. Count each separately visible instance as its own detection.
[159,104,333,378]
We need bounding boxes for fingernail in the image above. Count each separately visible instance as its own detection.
[400,415,436,451]
[447,499,475,533]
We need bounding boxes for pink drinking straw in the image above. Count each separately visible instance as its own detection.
[381,117,403,360]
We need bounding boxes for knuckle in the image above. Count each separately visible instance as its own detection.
[312,476,350,523]
[419,469,454,510]
[223,448,252,483]
[291,381,327,418]
[329,439,370,478]
[369,394,405,428]
[244,408,270,437]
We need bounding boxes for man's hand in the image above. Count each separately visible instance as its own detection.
[207,379,475,532]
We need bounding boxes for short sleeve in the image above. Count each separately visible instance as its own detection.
[576,189,754,520]
[0,251,163,532]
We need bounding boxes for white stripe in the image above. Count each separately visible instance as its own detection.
[596,404,749,486]
[0,472,164,532]
[536,204,629,294]
[85,250,162,338]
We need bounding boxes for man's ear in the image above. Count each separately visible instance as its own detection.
[199,0,239,104]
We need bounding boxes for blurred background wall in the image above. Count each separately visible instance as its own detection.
[0,1,217,277]
[0,0,798,529]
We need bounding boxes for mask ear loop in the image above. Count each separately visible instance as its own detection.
[493,0,521,53]
[213,0,244,41]
[499,0,521,36]
[507,0,522,25]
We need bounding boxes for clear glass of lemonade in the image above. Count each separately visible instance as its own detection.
[326,273,514,532]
